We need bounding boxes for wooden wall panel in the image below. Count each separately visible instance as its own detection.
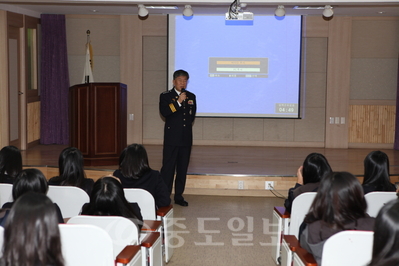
[0,10,8,147]
[349,105,395,143]
[325,17,352,148]
[302,16,329,37]
[27,101,40,143]
[120,15,143,144]
[142,15,167,36]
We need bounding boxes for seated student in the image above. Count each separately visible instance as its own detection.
[48,147,94,195]
[362,150,396,194]
[300,171,375,265]
[113,144,171,208]
[1,192,64,266]
[81,176,143,232]
[2,168,64,224]
[0,145,22,184]
[284,153,332,213]
[368,198,399,266]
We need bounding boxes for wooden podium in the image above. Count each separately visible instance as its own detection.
[69,83,127,166]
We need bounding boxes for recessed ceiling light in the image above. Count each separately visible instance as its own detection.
[377,11,386,14]
[293,6,325,10]
[145,6,178,10]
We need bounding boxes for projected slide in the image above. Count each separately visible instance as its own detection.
[209,57,268,78]
[168,15,302,118]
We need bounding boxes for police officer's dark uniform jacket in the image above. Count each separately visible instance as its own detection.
[159,88,196,202]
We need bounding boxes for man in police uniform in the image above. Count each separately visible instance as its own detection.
[159,70,196,206]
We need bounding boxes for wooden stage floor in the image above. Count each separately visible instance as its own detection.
[21,144,399,177]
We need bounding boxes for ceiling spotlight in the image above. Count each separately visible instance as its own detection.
[138,4,148,17]
[183,5,193,17]
[323,5,333,18]
[275,5,285,17]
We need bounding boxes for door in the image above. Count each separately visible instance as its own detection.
[8,26,21,148]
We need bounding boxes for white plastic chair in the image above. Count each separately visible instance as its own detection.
[68,215,163,266]
[59,223,116,266]
[117,245,143,266]
[47,185,89,218]
[292,245,317,266]
[156,205,174,263]
[365,191,397,217]
[59,223,142,266]
[124,188,174,263]
[281,192,317,266]
[67,215,139,256]
[320,230,374,266]
[0,227,4,257]
[271,206,290,264]
[123,188,156,220]
[0,183,13,206]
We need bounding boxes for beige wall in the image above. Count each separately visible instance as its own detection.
[0,12,398,149]
[140,16,396,149]
[349,17,399,147]
[66,15,121,87]
[141,16,330,147]
[350,17,399,101]
[141,16,339,147]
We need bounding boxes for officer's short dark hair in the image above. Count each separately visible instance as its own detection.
[173,69,189,80]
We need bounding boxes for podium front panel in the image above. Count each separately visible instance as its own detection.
[69,83,127,166]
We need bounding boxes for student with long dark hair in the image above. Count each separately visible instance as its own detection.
[81,176,143,231]
[2,168,64,224]
[1,192,64,266]
[0,145,22,184]
[284,153,332,213]
[113,144,171,208]
[368,199,399,266]
[48,147,94,195]
[299,172,375,264]
[362,150,396,194]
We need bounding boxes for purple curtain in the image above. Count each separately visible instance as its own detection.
[395,58,399,150]
[40,14,70,145]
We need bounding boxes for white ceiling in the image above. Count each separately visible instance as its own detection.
[1,0,399,18]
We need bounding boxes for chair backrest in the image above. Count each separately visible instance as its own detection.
[67,215,139,257]
[0,183,13,206]
[47,185,89,218]
[289,192,317,237]
[59,224,115,266]
[365,191,397,217]
[321,230,374,266]
[123,188,156,220]
[0,227,4,257]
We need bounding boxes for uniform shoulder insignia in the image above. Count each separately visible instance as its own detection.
[161,90,170,94]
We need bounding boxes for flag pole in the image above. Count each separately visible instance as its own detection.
[83,30,94,84]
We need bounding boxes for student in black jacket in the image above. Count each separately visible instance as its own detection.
[362,150,396,194]
[113,143,171,208]
[0,146,22,184]
[81,176,143,232]
[1,192,64,266]
[284,153,332,213]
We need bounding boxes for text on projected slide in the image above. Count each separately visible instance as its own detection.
[209,57,268,78]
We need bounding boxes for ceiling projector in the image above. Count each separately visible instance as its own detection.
[225,11,254,20]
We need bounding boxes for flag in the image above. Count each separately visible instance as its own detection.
[82,41,94,83]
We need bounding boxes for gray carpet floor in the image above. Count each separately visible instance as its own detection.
[166,195,284,266]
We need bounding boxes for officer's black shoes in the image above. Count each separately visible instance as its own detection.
[175,200,189,207]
